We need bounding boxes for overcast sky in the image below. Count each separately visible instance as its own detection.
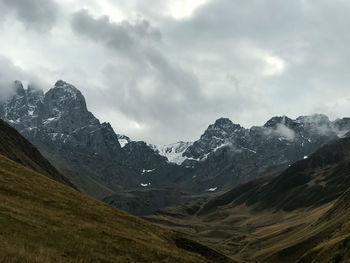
[0,0,349,144]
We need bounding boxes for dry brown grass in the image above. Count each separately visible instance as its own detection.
[0,154,224,263]
[147,199,350,262]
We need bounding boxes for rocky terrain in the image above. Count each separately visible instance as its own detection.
[1,80,350,215]
[0,80,191,201]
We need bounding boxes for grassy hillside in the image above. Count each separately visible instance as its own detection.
[0,119,75,188]
[0,154,233,263]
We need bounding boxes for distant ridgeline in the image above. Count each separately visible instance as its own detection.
[1,80,349,215]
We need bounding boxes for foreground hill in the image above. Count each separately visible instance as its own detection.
[0,153,233,263]
[0,118,75,189]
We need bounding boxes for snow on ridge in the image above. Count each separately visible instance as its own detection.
[207,187,217,192]
[152,141,193,165]
[140,183,151,187]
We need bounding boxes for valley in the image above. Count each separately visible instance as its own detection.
[1,80,350,262]
[1,1,350,262]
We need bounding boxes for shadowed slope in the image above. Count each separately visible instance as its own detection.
[199,137,350,215]
[0,119,75,189]
[147,137,350,262]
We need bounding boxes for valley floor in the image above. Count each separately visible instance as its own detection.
[146,201,350,262]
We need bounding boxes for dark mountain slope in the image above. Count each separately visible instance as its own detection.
[0,153,234,263]
[181,115,350,192]
[260,187,350,263]
[199,136,350,214]
[0,118,75,189]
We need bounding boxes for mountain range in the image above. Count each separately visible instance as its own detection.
[1,80,350,215]
[147,135,350,262]
[0,118,231,262]
[2,80,350,262]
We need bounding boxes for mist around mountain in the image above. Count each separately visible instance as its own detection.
[2,80,350,262]
[1,80,350,216]
[147,136,350,262]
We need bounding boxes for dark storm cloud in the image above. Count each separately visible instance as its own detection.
[1,0,58,32]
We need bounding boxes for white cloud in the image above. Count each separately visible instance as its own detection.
[263,55,286,76]
[168,0,209,20]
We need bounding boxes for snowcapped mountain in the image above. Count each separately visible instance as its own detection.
[150,141,193,165]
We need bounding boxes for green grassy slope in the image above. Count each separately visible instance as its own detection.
[0,154,233,263]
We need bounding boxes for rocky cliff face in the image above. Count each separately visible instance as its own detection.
[0,80,180,199]
[2,79,350,214]
[179,115,350,191]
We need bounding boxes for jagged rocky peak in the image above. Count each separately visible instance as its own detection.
[211,117,241,130]
[264,115,295,128]
[12,80,25,96]
[44,80,91,119]
[48,80,83,102]
[203,117,243,139]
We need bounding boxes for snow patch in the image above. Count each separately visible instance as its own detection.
[207,187,217,192]
[43,117,58,125]
[142,169,155,174]
[152,141,192,165]
[118,139,129,148]
[140,183,151,187]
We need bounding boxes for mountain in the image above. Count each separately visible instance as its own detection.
[198,136,350,214]
[2,79,350,215]
[178,115,350,192]
[0,80,188,201]
[0,118,75,188]
[0,153,234,262]
[147,136,350,262]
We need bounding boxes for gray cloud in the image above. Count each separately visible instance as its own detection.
[70,9,214,142]
[71,9,161,53]
[1,0,58,32]
[0,56,28,99]
[0,0,350,144]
